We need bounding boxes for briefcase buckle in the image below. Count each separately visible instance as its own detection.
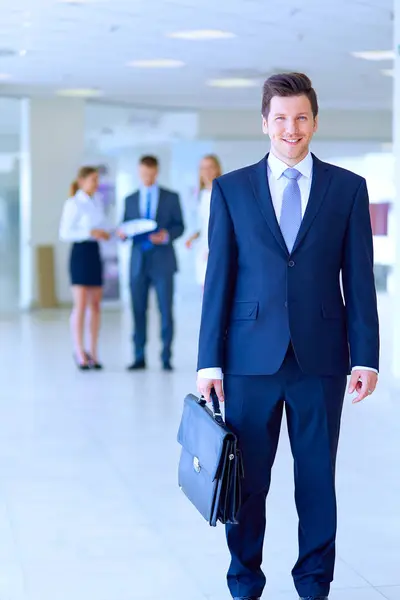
[193,456,201,473]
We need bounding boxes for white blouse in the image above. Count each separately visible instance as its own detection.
[59,190,109,243]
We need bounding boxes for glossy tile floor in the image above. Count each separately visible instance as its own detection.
[0,288,398,600]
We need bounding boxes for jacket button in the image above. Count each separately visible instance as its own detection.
[284,301,288,308]
[288,260,295,267]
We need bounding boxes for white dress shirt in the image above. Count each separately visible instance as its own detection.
[59,190,109,242]
[268,151,313,220]
[198,152,377,380]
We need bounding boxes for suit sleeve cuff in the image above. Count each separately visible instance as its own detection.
[197,367,223,380]
[351,366,379,374]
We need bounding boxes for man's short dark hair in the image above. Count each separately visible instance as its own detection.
[261,72,318,119]
[139,155,159,168]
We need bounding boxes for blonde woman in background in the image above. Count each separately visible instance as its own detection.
[59,166,110,370]
[185,155,222,286]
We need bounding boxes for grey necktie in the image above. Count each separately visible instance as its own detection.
[280,168,302,253]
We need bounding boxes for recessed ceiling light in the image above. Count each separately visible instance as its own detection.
[167,29,235,40]
[19,49,27,57]
[57,0,98,3]
[381,69,394,77]
[207,78,259,88]
[56,88,103,97]
[127,59,185,68]
[0,73,11,81]
[351,50,395,61]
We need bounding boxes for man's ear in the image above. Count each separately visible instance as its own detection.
[262,115,268,135]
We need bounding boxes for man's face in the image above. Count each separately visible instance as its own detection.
[139,164,158,187]
[262,94,318,166]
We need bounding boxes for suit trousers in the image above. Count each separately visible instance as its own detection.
[130,252,174,364]
[224,344,347,599]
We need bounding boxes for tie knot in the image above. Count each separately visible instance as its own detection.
[283,168,301,181]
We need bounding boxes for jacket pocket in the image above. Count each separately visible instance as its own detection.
[230,301,259,321]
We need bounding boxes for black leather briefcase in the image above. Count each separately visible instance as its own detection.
[177,390,244,527]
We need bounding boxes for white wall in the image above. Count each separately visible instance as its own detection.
[20,98,86,308]
[0,136,19,153]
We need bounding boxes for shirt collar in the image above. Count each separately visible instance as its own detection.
[140,183,158,195]
[268,151,313,180]
[75,189,92,202]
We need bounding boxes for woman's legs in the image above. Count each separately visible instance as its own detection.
[87,286,103,362]
[71,285,89,364]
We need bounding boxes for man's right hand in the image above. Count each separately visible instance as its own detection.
[197,377,224,403]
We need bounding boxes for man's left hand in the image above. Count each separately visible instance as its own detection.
[149,229,169,244]
[348,369,378,404]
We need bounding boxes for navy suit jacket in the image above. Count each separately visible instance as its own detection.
[123,187,184,279]
[197,154,379,377]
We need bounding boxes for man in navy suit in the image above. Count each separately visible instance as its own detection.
[197,73,379,600]
[121,156,184,371]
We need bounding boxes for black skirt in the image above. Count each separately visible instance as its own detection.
[69,241,103,287]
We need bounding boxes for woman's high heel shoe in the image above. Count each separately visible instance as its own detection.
[74,354,90,370]
[85,352,103,370]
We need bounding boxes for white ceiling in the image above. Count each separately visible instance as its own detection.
[0,0,394,111]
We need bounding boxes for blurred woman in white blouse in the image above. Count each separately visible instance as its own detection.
[59,166,110,370]
[185,154,222,287]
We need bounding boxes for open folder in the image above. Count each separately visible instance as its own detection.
[118,218,158,242]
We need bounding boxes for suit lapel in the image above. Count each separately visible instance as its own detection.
[249,155,288,255]
[249,153,333,255]
[130,192,140,219]
[292,154,332,253]
[155,187,163,223]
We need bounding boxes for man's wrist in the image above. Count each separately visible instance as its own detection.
[197,367,223,380]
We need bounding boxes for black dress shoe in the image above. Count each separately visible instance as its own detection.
[162,361,173,371]
[127,360,146,371]
[233,597,260,599]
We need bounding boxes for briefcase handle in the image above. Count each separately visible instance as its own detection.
[199,388,224,425]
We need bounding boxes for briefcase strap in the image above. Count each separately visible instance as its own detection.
[199,389,224,425]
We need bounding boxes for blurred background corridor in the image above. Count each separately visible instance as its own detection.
[0,0,399,599]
